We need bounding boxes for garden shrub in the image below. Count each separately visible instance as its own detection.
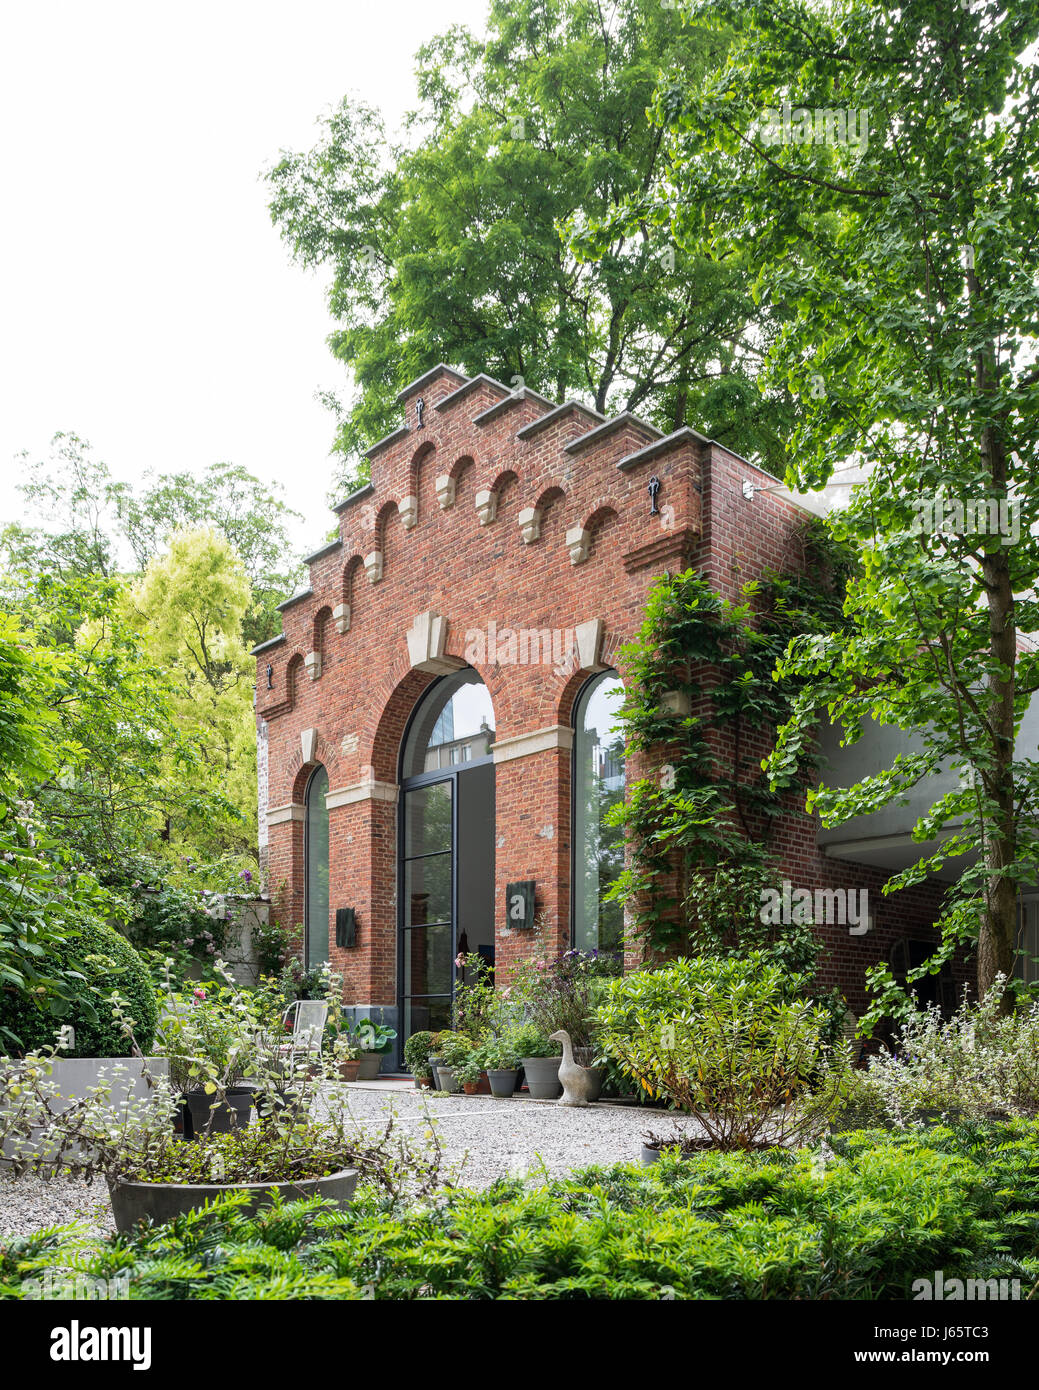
[4,1122,1038,1300]
[595,953,850,1148]
[843,978,1039,1126]
[0,919,156,1056]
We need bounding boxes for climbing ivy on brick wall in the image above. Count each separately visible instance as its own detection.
[607,529,848,957]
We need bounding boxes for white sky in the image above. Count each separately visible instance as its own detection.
[0,0,490,557]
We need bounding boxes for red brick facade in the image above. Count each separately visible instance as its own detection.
[254,365,952,1038]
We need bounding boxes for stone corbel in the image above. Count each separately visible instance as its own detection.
[518,506,541,544]
[398,495,418,529]
[333,603,351,634]
[660,690,691,717]
[304,651,322,681]
[364,551,383,584]
[435,474,456,510]
[406,611,466,677]
[575,618,607,672]
[301,728,318,764]
[566,526,591,565]
[475,489,497,526]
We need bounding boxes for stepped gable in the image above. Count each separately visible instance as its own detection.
[253,364,707,719]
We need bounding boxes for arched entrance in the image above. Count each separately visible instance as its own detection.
[398,670,496,1048]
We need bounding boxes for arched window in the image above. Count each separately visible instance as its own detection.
[304,765,330,969]
[572,672,625,954]
[402,669,495,778]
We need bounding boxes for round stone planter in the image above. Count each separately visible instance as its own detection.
[521,1056,562,1100]
[487,1068,519,1098]
[108,1167,359,1232]
[436,1065,462,1094]
[639,1139,713,1166]
[428,1056,443,1090]
[356,1052,382,1081]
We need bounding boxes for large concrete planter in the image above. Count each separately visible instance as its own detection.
[521,1056,562,1100]
[108,1167,359,1232]
[436,1065,462,1094]
[1,1057,169,1164]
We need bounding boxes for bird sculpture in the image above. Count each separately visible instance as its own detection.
[549,1028,599,1107]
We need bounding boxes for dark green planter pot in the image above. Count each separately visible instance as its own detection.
[183,1087,253,1138]
[108,1168,359,1232]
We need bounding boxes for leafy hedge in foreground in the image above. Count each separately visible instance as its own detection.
[3,1122,1039,1300]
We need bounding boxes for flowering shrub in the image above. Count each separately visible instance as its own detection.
[844,978,1039,1126]
[509,924,620,1049]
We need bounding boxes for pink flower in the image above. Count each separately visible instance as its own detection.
[193,988,206,1001]
[454,954,465,968]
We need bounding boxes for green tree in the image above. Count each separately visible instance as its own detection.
[127,529,257,858]
[266,0,793,491]
[617,0,1039,1004]
[0,616,121,1044]
[116,461,303,648]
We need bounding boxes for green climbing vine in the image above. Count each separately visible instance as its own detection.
[606,524,849,963]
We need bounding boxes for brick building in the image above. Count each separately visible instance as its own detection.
[253,364,953,1066]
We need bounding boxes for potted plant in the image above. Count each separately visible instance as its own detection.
[154,983,258,1137]
[403,1031,435,1087]
[354,1019,398,1080]
[481,1035,521,1098]
[333,1033,362,1082]
[511,1023,562,1099]
[434,1032,471,1094]
[455,1049,485,1096]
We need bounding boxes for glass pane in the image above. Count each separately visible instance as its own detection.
[402,671,495,778]
[573,675,625,954]
[404,854,452,926]
[403,782,452,858]
[403,996,454,1043]
[404,925,453,997]
[305,766,330,968]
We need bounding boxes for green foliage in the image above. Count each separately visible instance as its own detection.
[627,0,1039,999]
[451,953,500,1041]
[508,1022,557,1060]
[0,920,156,1058]
[607,562,845,953]
[5,1123,1039,1299]
[845,980,1039,1127]
[436,1032,475,1068]
[403,1030,435,1079]
[595,955,850,1148]
[265,0,789,493]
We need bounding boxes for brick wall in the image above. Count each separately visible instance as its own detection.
[254,365,958,1024]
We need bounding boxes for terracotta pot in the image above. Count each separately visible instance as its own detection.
[338,1059,361,1082]
[462,1081,480,1095]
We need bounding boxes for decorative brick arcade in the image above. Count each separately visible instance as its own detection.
[254,365,950,1052]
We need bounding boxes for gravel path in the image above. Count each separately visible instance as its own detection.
[0,1087,699,1239]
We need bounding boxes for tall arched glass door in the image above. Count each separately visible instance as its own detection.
[572,672,625,954]
[399,671,495,1048]
[304,765,330,968]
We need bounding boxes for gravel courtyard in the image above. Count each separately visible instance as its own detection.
[0,1086,701,1239]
